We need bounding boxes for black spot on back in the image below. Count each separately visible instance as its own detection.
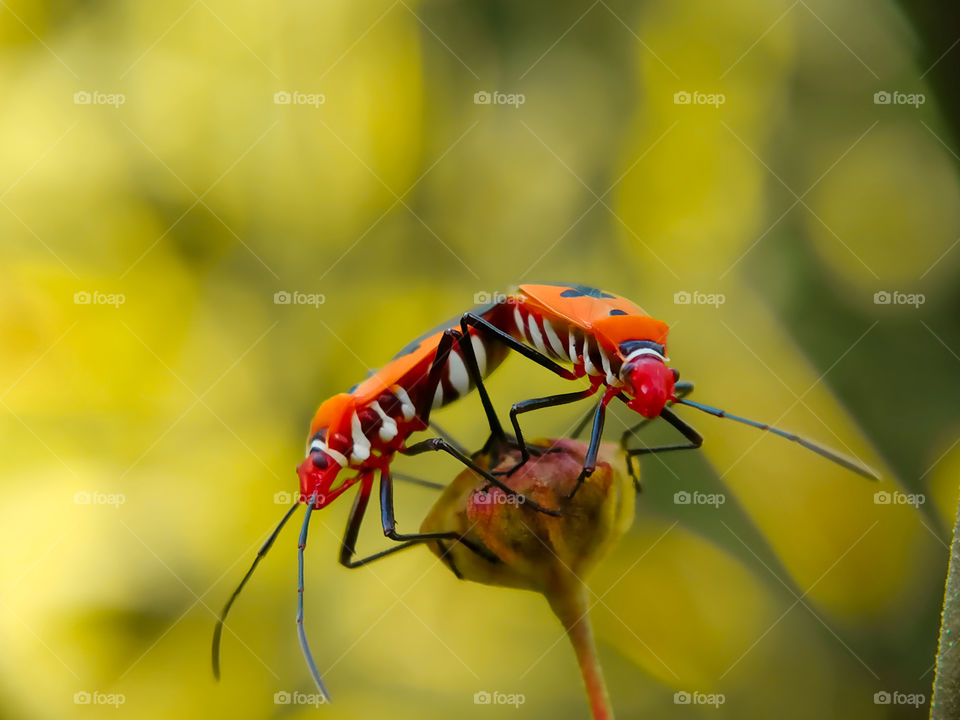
[608,309,627,316]
[557,284,615,299]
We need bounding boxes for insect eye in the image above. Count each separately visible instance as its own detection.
[311,453,328,469]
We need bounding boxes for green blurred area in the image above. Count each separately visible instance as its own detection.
[1,1,959,718]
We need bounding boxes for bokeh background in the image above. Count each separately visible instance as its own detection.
[2,1,959,718]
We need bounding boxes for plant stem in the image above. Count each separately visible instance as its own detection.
[547,578,614,720]
[932,497,960,719]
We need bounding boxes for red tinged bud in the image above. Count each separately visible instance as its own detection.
[421,438,632,720]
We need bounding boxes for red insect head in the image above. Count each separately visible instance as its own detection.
[297,432,353,509]
[620,351,676,419]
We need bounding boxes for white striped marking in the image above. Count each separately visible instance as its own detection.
[471,333,487,375]
[447,349,470,397]
[310,438,347,468]
[621,347,666,365]
[619,347,668,382]
[391,385,416,421]
[597,343,620,386]
[514,306,528,341]
[542,319,566,358]
[568,330,579,364]
[371,401,397,442]
[350,411,371,462]
[582,337,598,375]
[527,316,547,354]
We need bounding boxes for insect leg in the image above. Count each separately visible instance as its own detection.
[452,323,508,443]
[461,310,594,459]
[570,401,597,440]
[419,328,506,442]
[378,467,498,560]
[619,382,696,490]
[497,380,603,476]
[567,386,621,499]
[337,472,405,568]
[623,405,704,490]
[618,381,695,447]
[401,437,561,516]
[427,419,468,456]
[391,472,446,491]
[460,311,580,380]
[434,539,464,579]
[415,328,457,422]
[338,468,497,567]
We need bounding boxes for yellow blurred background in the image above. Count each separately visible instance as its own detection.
[1,1,958,718]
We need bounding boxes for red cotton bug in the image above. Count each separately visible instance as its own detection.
[452,283,879,495]
[211,305,558,701]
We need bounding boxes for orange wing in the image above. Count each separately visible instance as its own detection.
[514,283,647,329]
[349,329,445,407]
[347,299,505,406]
[308,328,445,439]
[514,283,669,351]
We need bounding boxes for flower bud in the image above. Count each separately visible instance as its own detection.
[421,437,633,594]
[420,437,633,720]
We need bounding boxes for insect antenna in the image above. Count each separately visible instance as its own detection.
[297,490,332,702]
[212,501,301,679]
[674,398,879,480]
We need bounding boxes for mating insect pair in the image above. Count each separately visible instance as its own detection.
[212,283,878,701]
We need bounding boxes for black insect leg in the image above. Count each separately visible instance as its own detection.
[338,468,498,568]
[401,437,560,517]
[620,381,695,490]
[566,386,622,500]
[496,381,603,476]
